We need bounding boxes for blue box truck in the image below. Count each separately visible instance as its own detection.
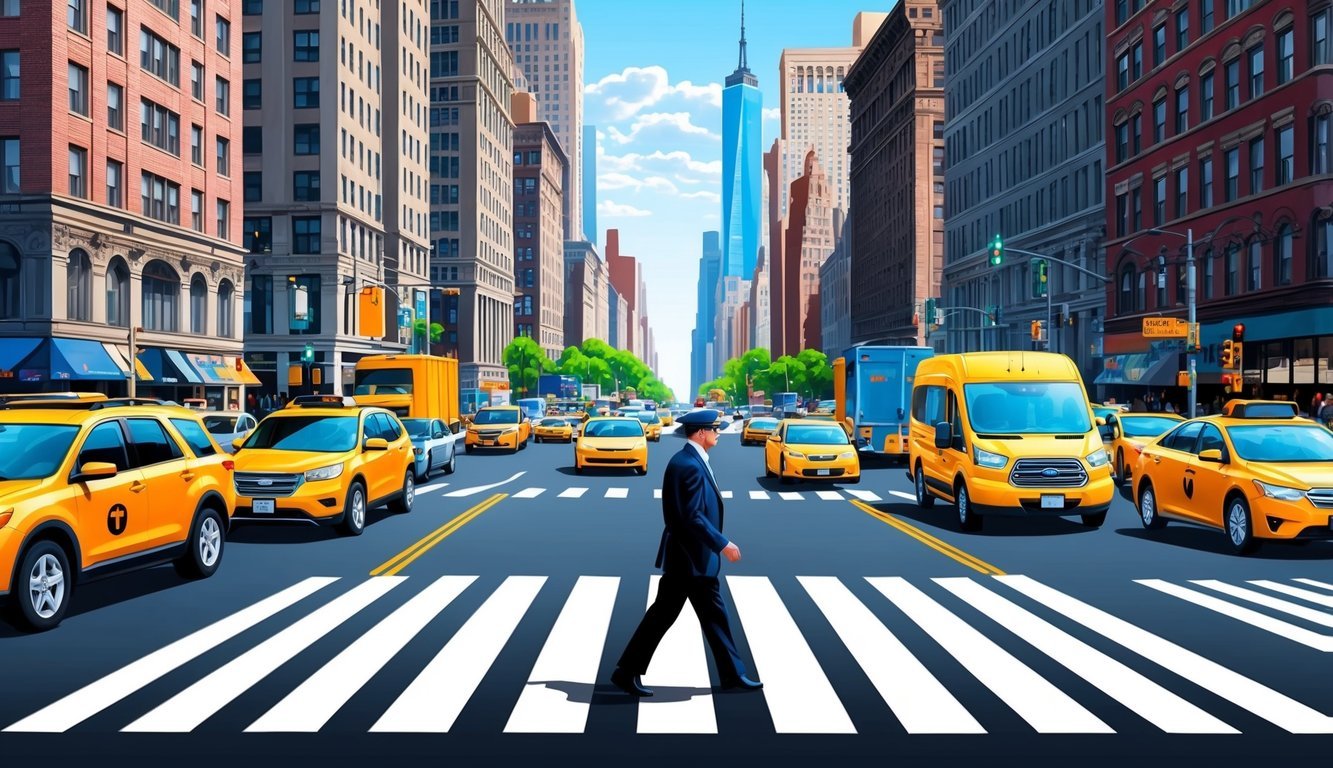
[834,345,934,458]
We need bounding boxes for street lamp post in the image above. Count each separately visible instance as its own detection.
[1146,227,1196,418]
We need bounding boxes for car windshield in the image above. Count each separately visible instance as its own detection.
[472,409,518,425]
[202,415,239,434]
[750,418,779,429]
[244,416,358,452]
[636,411,659,424]
[964,382,1092,435]
[0,424,80,480]
[401,418,433,438]
[584,420,643,438]
[786,425,850,445]
[540,418,567,427]
[1225,425,1333,462]
[1118,416,1182,438]
[353,367,413,395]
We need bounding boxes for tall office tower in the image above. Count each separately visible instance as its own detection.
[749,247,770,352]
[781,150,835,356]
[512,95,567,360]
[764,138,787,355]
[582,123,596,246]
[721,0,762,279]
[431,0,516,390]
[820,211,853,358]
[506,0,584,240]
[691,230,722,392]
[777,11,886,217]
[561,238,601,347]
[0,0,251,404]
[604,229,640,354]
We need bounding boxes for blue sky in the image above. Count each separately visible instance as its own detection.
[578,0,895,400]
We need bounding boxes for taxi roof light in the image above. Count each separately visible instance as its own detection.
[288,395,359,408]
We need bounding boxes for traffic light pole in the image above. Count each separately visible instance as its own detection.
[1185,228,1197,418]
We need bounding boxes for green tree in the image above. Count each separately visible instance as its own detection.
[796,349,832,399]
[503,336,550,397]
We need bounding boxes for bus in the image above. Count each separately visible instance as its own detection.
[833,345,934,458]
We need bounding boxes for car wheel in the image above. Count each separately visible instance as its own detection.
[1226,495,1257,554]
[416,452,432,483]
[389,470,415,514]
[465,444,474,454]
[175,506,225,580]
[341,482,367,536]
[444,449,456,475]
[1080,511,1107,528]
[574,461,584,475]
[914,463,935,509]
[12,541,72,632]
[779,456,793,485]
[635,465,648,476]
[1137,481,1165,530]
[955,480,981,531]
[1114,450,1126,483]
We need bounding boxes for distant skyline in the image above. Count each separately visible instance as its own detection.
[578,0,897,399]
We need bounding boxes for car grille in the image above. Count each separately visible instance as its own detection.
[802,467,845,477]
[808,454,839,462]
[234,472,303,498]
[477,430,507,438]
[1306,488,1333,509]
[1009,458,1088,488]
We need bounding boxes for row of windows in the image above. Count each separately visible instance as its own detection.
[242,0,320,15]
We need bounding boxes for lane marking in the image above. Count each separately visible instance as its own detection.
[371,493,506,577]
[1137,579,1333,652]
[798,576,983,734]
[1193,579,1333,628]
[1250,579,1333,609]
[418,482,450,494]
[123,578,405,732]
[372,576,546,733]
[512,487,545,499]
[778,492,804,501]
[558,487,588,499]
[443,471,526,497]
[246,576,477,732]
[1005,575,1333,733]
[653,489,662,499]
[638,575,717,734]
[849,499,1004,576]
[4,577,338,733]
[845,490,882,502]
[1295,578,1333,592]
[749,490,770,500]
[816,491,844,501]
[889,490,916,501]
[505,576,620,733]
[720,490,733,499]
[605,487,629,499]
[727,576,855,734]
[869,577,1112,734]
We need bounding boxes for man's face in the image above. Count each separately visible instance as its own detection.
[696,424,721,451]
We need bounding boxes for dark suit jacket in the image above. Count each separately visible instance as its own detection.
[655,444,728,578]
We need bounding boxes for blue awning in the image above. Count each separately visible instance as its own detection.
[0,337,42,376]
[165,349,205,384]
[49,338,125,381]
[138,348,202,384]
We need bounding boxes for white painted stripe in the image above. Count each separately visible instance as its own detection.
[721,490,733,499]
[123,578,403,733]
[512,487,546,499]
[778,492,803,501]
[417,482,450,494]
[444,471,526,497]
[1294,578,1333,592]
[4,577,338,733]
[845,490,882,502]
[816,491,844,501]
[558,487,588,499]
[749,490,770,500]
[1193,580,1333,628]
[638,575,717,734]
[505,576,620,733]
[371,576,546,733]
[798,577,982,734]
[937,578,1235,734]
[605,487,629,499]
[868,577,1111,734]
[1009,575,1333,733]
[246,576,477,733]
[1250,579,1333,609]
[1137,579,1333,652]
[654,489,662,499]
[726,576,855,734]
[889,490,916,501]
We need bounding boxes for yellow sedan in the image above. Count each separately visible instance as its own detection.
[575,417,648,476]
[764,419,860,484]
[534,416,575,443]
[633,410,663,442]
[1100,412,1183,482]
[658,410,675,427]
[741,416,780,446]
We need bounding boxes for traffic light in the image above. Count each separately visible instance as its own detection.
[1232,341,1243,368]
[1232,323,1245,343]
[924,298,938,327]
[1031,258,1048,298]
[1030,320,1045,341]
[988,234,1004,267]
[302,343,314,363]
[1220,340,1234,369]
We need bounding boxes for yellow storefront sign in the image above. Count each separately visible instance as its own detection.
[1141,317,1189,338]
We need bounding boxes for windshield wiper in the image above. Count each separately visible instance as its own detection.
[975,433,1022,439]
[1054,434,1086,439]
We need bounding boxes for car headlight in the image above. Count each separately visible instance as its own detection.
[1254,480,1306,501]
[304,463,344,482]
[501,427,519,434]
[1085,449,1110,468]
[838,451,855,460]
[787,450,805,459]
[635,441,647,449]
[973,446,1009,469]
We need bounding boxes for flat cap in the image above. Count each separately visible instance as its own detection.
[678,409,720,427]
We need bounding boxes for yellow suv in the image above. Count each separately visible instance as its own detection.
[464,405,531,453]
[231,396,415,536]
[0,398,233,631]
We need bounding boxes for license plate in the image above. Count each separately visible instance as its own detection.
[1040,494,1065,509]
[817,469,831,476]
[482,440,495,446]
[253,499,275,514]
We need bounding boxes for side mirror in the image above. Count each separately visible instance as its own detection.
[1095,417,1107,426]
[76,461,119,480]
[767,433,781,443]
[433,432,445,440]
[364,437,390,451]
[933,422,953,450]
[1198,448,1225,463]
[232,438,246,451]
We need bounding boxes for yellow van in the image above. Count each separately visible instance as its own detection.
[906,352,1114,530]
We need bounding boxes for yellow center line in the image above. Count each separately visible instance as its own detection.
[849,499,1006,576]
[372,493,507,577]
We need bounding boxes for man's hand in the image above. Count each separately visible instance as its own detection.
[722,542,741,562]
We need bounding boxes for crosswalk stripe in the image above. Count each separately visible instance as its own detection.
[778,492,803,501]
[1007,575,1333,733]
[558,487,588,499]
[816,491,843,501]
[1295,578,1333,592]
[749,490,769,500]
[638,575,717,734]
[799,576,982,734]
[869,577,1112,734]
[371,576,547,733]
[444,471,526,497]
[605,488,629,499]
[1249,579,1333,609]
[123,578,404,733]
[1192,579,1333,628]
[889,490,916,501]
[721,491,733,499]
[3,577,338,733]
[654,489,662,499]
[505,576,620,733]
[936,577,1236,734]
[845,490,882,502]
[1137,579,1333,652]
[513,488,546,499]
[246,576,477,733]
[727,576,855,734]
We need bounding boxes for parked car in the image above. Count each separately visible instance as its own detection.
[201,411,259,454]
[401,417,459,481]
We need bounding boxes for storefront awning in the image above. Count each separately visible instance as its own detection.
[1094,352,1179,387]
[185,353,242,385]
[137,348,201,385]
[102,343,153,382]
[48,338,126,381]
[0,337,42,379]
[236,359,261,386]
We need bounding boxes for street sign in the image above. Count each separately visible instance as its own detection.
[1141,317,1188,338]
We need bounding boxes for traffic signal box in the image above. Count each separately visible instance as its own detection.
[1031,258,1048,298]
[1030,320,1046,342]
[1221,340,1234,369]
[988,234,1004,267]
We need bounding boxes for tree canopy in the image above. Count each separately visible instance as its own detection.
[698,347,833,403]
[503,338,675,404]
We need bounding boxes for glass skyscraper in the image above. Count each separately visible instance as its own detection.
[721,4,762,279]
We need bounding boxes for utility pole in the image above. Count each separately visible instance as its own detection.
[127,325,140,398]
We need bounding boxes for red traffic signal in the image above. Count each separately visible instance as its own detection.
[1232,323,1245,343]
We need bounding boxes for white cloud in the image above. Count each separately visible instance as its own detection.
[763,107,781,121]
[605,112,719,145]
[599,200,653,218]
[585,66,723,120]
[680,190,721,203]
[597,148,722,178]
[598,173,679,195]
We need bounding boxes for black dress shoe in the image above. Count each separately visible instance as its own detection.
[610,667,653,697]
[720,675,763,692]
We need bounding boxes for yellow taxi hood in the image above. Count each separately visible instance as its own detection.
[0,479,46,504]
[972,432,1103,458]
[580,435,644,449]
[233,449,352,474]
[786,442,853,454]
[1249,463,1333,490]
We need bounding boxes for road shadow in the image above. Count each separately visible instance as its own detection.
[1116,527,1333,559]
[226,508,397,544]
[749,475,863,492]
[862,500,1102,538]
[0,563,192,635]
[528,680,716,706]
[554,466,644,478]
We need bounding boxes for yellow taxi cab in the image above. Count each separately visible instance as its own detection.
[632,409,663,442]
[741,416,780,446]
[464,405,531,453]
[1133,410,1333,553]
[534,416,575,443]
[1219,399,1301,418]
[907,352,1115,530]
[764,418,860,483]
[658,410,675,427]
[0,398,233,631]
[1098,412,1185,482]
[802,411,854,439]
[231,396,415,536]
[575,416,648,475]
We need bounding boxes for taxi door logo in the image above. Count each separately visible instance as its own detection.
[107,504,128,535]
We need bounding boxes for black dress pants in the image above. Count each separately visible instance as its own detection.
[617,571,747,683]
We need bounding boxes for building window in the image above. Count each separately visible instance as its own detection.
[215,76,229,116]
[139,29,180,86]
[67,0,87,33]
[294,124,319,154]
[1153,175,1166,225]
[1114,122,1128,162]
[293,216,320,253]
[243,78,261,109]
[218,279,234,337]
[1274,224,1293,285]
[1115,193,1129,237]
[68,62,88,115]
[287,274,320,333]
[140,98,181,155]
[1249,136,1264,194]
[1317,216,1333,279]
[1203,247,1215,298]
[1175,87,1189,133]
[216,136,229,176]
[243,0,262,15]
[1315,113,1331,175]
[1224,58,1239,110]
[0,242,17,319]
[1174,165,1188,218]
[140,171,180,224]
[1132,41,1143,80]
[190,124,203,165]
[68,145,86,197]
[1175,7,1189,50]
[0,50,15,101]
[243,125,262,154]
[191,61,204,100]
[1225,242,1239,295]
[1153,98,1166,143]
[1247,237,1262,291]
[106,159,123,208]
[189,0,202,36]
[1131,187,1142,231]
[107,82,124,130]
[244,171,261,202]
[1200,71,1214,120]
[189,188,202,230]
[1224,147,1239,200]
[1153,25,1166,66]
[293,76,319,108]
[107,6,124,54]
[190,274,207,333]
[1247,44,1264,99]
[142,260,179,332]
[67,249,91,321]
[294,30,319,61]
[0,136,17,193]
[1131,114,1142,155]
[249,273,271,334]
[146,0,179,18]
[1200,156,1213,207]
[1276,28,1293,85]
[1276,124,1294,185]
[243,31,260,63]
[244,216,271,253]
[106,257,129,327]
[1118,264,1137,313]
[1116,53,1129,91]
[295,0,319,12]
[216,199,228,239]
[293,170,319,201]
[1200,0,1214,33]
[1317,9,1332,66]
[215,14,230,56]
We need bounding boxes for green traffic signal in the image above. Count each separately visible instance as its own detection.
[988,234,1004,267]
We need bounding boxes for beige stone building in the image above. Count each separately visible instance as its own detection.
[512,94,566,360]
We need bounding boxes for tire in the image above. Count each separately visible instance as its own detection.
[1080,511,1107,528]
[1114,449,1127,483]
[574,461,584,475]
[340,482,368,536]
[1137,481,1165,530]
[12,540,72,632]
[914,463,935,509]
[465,444,474,454]
[955,479,981,531]
[416,453,431,483]
[779,456,793,485]
[1226,495,1257,554]
[444,448,456,475]
[389,470,415,514]
[174,506,225,580]
[635,465,648,476]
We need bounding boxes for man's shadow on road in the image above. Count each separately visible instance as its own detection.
[531,680,715,706]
